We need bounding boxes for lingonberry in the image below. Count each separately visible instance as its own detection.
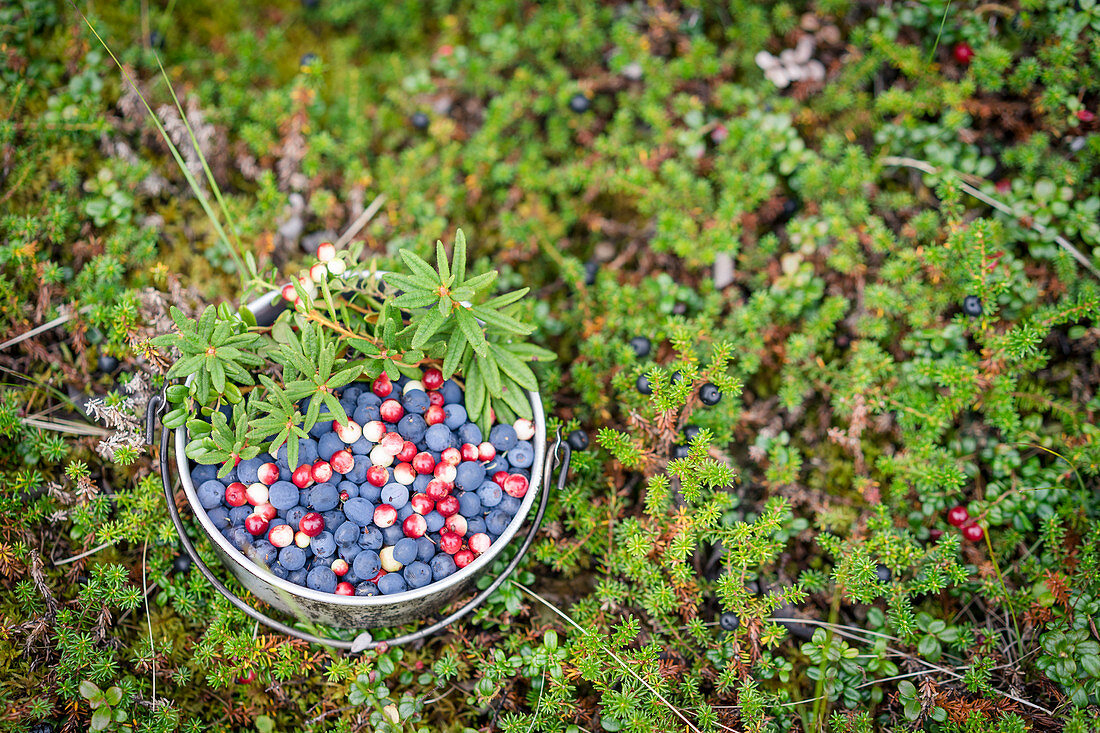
[380,546,402,571]
[257,462,280,485]
[294,531,312,548]
[316,242,336,262]
[439,532,462,554]
[309,262,327,282]
[299,512,325,537]
[403,513,427,538]
[454,549,475,568]
[254,503,277,521]
[412,452,436,474]
[426,479,451,501]
[327,258,346,276]
[952,41,975,65]
[444,514,467,536]
[436,495,460,517]
[334,581,355,595]
[373,504,397,528]
[962,523,984,542]
[440,447,462,465]
[292,464,314,488]
[269,524,294,548]
[504,474,529,498]
[1078,109,1097,123]
[947,505,970,527]
[422,367,443,390]
[330,450,355,474]
[331,558,349,576]
[224,482,248,507]
[513,418,535,441]
[380,399,405,423]
[312,460,333,483]
[372,374,393,398]
[468,532,491,555]
[366,465,389,487]
[699,382,722,406]
[478,442,496,461]
[410,493,435,514]
[363,420,386,443]
[281,283,299,304]
[397,440,418,462]
[393,462,416,485]
[380,432,405,455]
[427,390,444,407]
[434,462,457,483]
[333,419,362,444]
[245,482,269,506]
[425,405,445,425]
[461,443,480,462]
[245,514,269,536]
[492,471,509,486]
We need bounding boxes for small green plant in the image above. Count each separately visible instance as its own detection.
[78,680,126,731]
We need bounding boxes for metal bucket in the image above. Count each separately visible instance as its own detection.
[149,287,568,651]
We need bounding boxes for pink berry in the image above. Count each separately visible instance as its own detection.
[369,569,386,584]
[292,464,314,489]
[930,528,944,540]
[504,474,529,498]
[333,419,362,444]
[311,460,333,484]
[436,495,459,517]
[478,442,496,461]
[393,462,416,485]
[299,512,325,537]
[403,513,427,538]
[331,558,349,576]
[317,242,336,262]
[245,482,269,506]
[454,549,475,568]
[309,262,328,282]
[492,471,509,487]
[372,374,393,398]
[245,514,269,536]
[468,532,491,555]
[1078,109,1096,123]
[441,447,462,466]
[444,514,467,536]
[425,405,445,425]
[330,450,355,474]
[281,283,299,303]
[995,179,1011,195]
[422,367,444,390]
[513,418,535,441]
[439,532,462,554]
[367,465,389,487]
[947,505,969,527]
[224,482,248,507]
[334,581,355,595]
[412,452,436,474]
[254,502,277,522]
[268,524,294,548]
[257,462,280,486]
[426,479,451,501]
[410,493,435,514]
[397,440,418,462]
[953,42,974,65]
[434,462,457,483]
[340,491,350,501]
[380,399,404,423]
[374,504,397,528]
[237,670,257,684]
[380,432,405,455]
[460,443,480,462]
[962,523,984,542]
[294,531,312,548]
[427,391,444,407]
[363,420,386,443]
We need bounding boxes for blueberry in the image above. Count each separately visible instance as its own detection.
[355,582,379,596]
[249,540,278,566]
[569,93,590,113]
[306,567,338,594]
[699,383,721,406]
[300,52,318,68]
[207,506,231,530]
[498,494,522,515]
[397,414,427,442]
[353,550,381,579]
[719,612,740,631]
[486,510,511,535]
[299,488,311,505]
[457,422,482,445]
[412,474,431,493]
[416,536,436,561]
[270,563,289,580]
[425,424,455,452]
[455,461,487,490]
[779,197,799,222]
[440,379,463,404]
[318,432,343,461]
[229,506,252,526]
[397,503,414,522]
[378,572,408,594]
[344,497,375,526]
[583,260,598,286]
[683,424,701,442]
[287,568,308,586]
[349,436,372,455]
[308,483,340,511]
[507,441,534,468]
[190,463,219,485]
[269,481,299,511]
[381,482,410,509]
[342,386,363,403]
[411,112,430,130]
[629,336,651,358]
[430,553,457,581]
[338,544,362,564]
[443,404,467,430]
[963,295,983,317]
[361,481,383,503]
[359,525,383,550]
[323,509,346,532]
[97,353,119,373]
[357,391,382,408]
[197,480,225,510]
[310,531,336,558]
[338,480,360,498]
[343,568,361,584]
[172,553,192,574]
[235,457,263,484]
[566,429,589,451]
[285,506,307,531]
[489,424,518,452]
[424,511,445,533]
[483,456,507,475]
[353,403,381,424]
[875,564,892,582]
[672,444,690,459]
[467,516,487,535]
[403,561,432,588]
[382,524,405,545]
[403,389,430,414]
[310,418,335,439]
[279,546,307,571]
[457,490,482,516]
[477,480,502,508]
[636,374,653,395]
[344,459,368,484]
[391,537,417,565]
[334,521,361,546]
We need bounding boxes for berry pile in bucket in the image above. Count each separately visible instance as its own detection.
[153,231,555,597]
[191,367,536,596]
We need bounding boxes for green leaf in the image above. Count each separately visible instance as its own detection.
[411,307,446,349]
[456,308,488,357]
[394,290,439,309]
[382,272,428,293]
[470,304,535,335]
[498,376,534,420]
[441,327,468,379]
[503,341,557,363]
[80,680,101,700]
[462,271,498,294]
[491,343,539,390]
[91,707,111,731]
[436,240,450,284]
[452,229,466,283]
[399,248,440,284]
[478,352,502,396]
[484,287,528,309]
[466,361,486,421]
[104,686,123,706]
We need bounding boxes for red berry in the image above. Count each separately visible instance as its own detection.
[492,471,509,487]
[411,493,435,514]
[947,505,970,527]
[363,420,386,443]
[374,504,397,528]
[393,462,416,485]
[246,483,269,506]
[478,442,496,461]
[299,512,325,537]
[317,242,336,262]
[224,482,248,507]
[461,443,480,462]
[340,491,350,501]
[372,374,393,398]
[422,367,444,390]
[254,502,277,521]
[403,513,427,538]
[333,419,362,444]
[437,495,459,517]
[439,532,462,554]
[427,390,444,407]
[257,462,280,486]
[245,514,269,536]
[444,514,467,536]
[412,452,436,474]
[953,42,974,65]
[292,464,314,489]
[454,549,475,568]
[281,283,298,303]
[334,581,355,595]
[962,523,984,542]
[468,532,491,555]
[929,528,944,541]
[330,450,355,474]
[441,447,462,465]
[1078,109,1097,123]
[995,179,1011,195]
[367,465,389,487]
[237,670,257,684]
[380,399,405,423]
[504,474,529,498]
[426,479,451,501]
[294,531,311,548]
[434,462,457,483]
[397,440,418,463]
[311,460,333,484]
[268,524,294,548]
[380,432,405,455]
[369,569,386,584]
[425,405,445,425]
[331,558,349,576]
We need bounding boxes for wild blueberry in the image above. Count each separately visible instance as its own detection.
[397,414,428,442]
[412,473,431,493]
[353,550,381,579]
[270,564,289,580]
[439,379,462,404]
[442,404,467,430]
[403,389,430,414]
[378,572,408,594]
[507,441,535,468]
[287,568,308,586]
[455,461,487,491]
[299,52,318,68]
[338,543,362,564]
[567,429,589,451]
[499,494,522,515]
[424,510,445,533]
[683,424,701,442]
[489,424,518,452]
[97,354,119,373]
[403,561,432,588]
[397,503,415,522]
[699,383,721,406]
[875,564,891,582]
[719,612,740,631]
[308,483,339,511]
[672,444,690,459]
[569,93,590,113]
[306,567,338,594]
[207,506,231,530]
[430,553,457,581]
[382,524,405,545]
[457,422,482,446]
[338,480,359,499]
[310,531,336,558]
[28,723,55,733]
[249,540,278,566]
[416,536,436,562]
[424,424,453,452]
[393,537,418,565]
[357,391,382,408]
[318,432,343,461]
[284,506,307,531]
[349,436,372,455]
[381,482,410,509]
[353,403,381,425]
[191,462,219,485]
[486,510,511,535]
[334,520,360,546]
[279,545,307,571]
[477,480,503,507]
[309,418,335,439]
[457,490,482,516]
[343,458,368,484]
[197,480,225,510]
[355,582,379,596]
[411,112,430,130]
[636,374,653,395]
[172,553,192,574]
[359,525,383,550]
[963,295,982,317]
[344,497,375,526]
[268,481,300,511]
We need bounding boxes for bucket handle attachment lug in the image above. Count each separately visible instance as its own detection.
[149,398,571,653]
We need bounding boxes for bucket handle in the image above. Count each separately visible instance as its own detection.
[147,394,571,653]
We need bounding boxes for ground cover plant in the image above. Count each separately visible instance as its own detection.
[2,0,1100,731]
